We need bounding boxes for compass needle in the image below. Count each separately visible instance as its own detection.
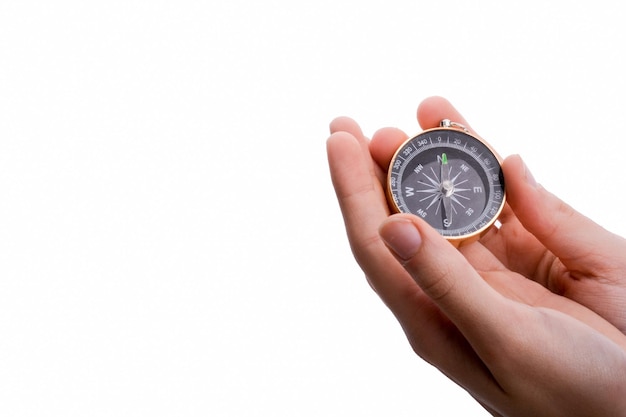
[387,119,505,244]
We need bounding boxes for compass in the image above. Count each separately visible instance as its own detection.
[386,119,506,246]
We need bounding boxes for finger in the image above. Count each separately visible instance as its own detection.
[417,96,475,133]
[330,116,366,140]
[368,96,473,181]
[369,127,408,171]
[326,130,417,308]
[477,203,549,280]
[503,154,626,280]
[379,214,510,331]
[329,116,388,185]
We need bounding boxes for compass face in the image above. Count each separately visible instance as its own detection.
[387,128,505,241]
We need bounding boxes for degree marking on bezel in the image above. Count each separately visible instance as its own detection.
[388,128,504,238]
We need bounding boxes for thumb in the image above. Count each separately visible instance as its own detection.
[378,214,508,336]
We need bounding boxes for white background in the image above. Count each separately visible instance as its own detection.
[1,1,625,416]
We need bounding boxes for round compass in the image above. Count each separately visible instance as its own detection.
[386,119,506,246]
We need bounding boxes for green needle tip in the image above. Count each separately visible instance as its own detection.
[442,153,448,164]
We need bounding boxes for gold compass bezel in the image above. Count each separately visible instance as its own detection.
[386,125,506,247]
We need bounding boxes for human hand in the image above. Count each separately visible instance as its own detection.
[326,97,626,416]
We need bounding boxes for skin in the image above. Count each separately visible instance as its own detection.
[326,96,626,416]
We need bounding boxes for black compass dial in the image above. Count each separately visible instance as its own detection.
[387,128,505,240]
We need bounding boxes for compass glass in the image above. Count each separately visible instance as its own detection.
[387,128,505,239]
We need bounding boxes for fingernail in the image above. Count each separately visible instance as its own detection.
[379,219,422,261]
[522,158,538,188]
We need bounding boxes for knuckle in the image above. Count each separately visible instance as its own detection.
[415,263,458,302]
